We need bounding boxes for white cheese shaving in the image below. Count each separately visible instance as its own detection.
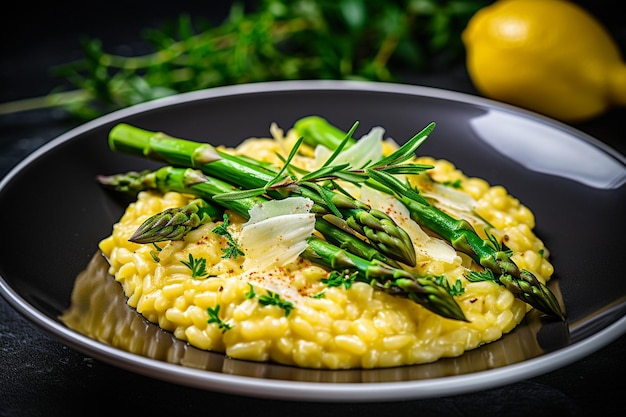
[421,183,490,230]
[360,186,460,265]
[238,197,316,305]
[422,182,477,212]
[240,197,316,270]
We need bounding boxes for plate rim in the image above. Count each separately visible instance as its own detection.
[1,79,625,402]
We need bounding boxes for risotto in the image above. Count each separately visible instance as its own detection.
[97,121,555,369]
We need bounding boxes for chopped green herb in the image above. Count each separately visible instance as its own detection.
[211,213,245,259]
[442,179,463,189]
[180,253,208,278]
[245,283,256,299]
[149,243,162,262]
[322,269,357,289]
[259,291,294,317]
[435,275,465,296]
[207,305,232,333]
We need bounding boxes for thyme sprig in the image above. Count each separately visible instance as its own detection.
[322,269,358,289]
[258,291,294,317]
[246,284,294,317]
[484,228,513,257]
[213,121,435,210]
[207,305,232,333]
[466,269,497,283]
[180,253,209,278]
[0,0,490,120]
[211,213,245,259]
[435,275,465,296]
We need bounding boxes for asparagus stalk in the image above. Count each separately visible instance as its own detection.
[293,116,565,320]
[395,186,564,320]
[132,199,221,243]
[98,167,256,221]
[98,167,399,267]
[294,115,357,150]
[303,237,467,321]
[98,167,465,321]
[107,123,416,267]
[97,169,224,243]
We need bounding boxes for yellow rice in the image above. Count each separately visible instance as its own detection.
[98,123,553,369]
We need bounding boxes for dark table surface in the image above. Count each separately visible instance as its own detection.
[1,2,625,416]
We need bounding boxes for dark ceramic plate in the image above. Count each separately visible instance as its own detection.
[1,81,625,402]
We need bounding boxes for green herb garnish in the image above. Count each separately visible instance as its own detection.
[211,213,245,259]
[149,243,162,263]
[322,269,357,289]
[435,275,465,296]
[258,291,294,317]
[466,269,497,283]
[1,0,490,120]
[245,283,256,299]
[180,253,209,278]
[207,305,232,333]
[442,179,462,189]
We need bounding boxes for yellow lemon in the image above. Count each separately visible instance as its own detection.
[462,0,626,122]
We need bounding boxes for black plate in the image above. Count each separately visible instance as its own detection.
[1,80,625,402]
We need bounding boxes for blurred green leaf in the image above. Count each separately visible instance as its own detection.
[4,0,491,119]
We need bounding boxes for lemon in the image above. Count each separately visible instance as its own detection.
[462,0,626,122]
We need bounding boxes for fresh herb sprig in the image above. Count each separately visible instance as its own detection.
[180,253,209,278]
[213,121,436,215]
[0,0,490,119]
[322,269,358,289]
[211,213,245,259]
[435,275,465,296]
[258,291,294,317]
[207,305,233,332]
[246,285,294,317]
[466,268,496,283]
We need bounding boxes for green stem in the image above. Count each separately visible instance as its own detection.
[293,116,565,320]
[0,90,90,115]
[98,167,396,267]
[107,123,417,266]
[98,167,465,320]
[303,237,467,321]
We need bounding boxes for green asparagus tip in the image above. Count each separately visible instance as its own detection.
[501,272,565,320]
[129,199,222,244]
[96,170,153,194]
[384,278,468,322]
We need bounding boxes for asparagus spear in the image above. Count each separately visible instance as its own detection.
[294,115,357,150]
[107,123,416,267]
[303,237,467,321]
[389,179,564,320]
[98,167,466,321]
[97,167,400,267]
[97,169,224,243]
[293,116,565,320]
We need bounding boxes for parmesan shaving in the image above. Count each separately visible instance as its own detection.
[239,197,315,271]
[360,186,460,265]
[238,197,316,304]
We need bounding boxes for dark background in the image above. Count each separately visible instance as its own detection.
[1,1,625,416]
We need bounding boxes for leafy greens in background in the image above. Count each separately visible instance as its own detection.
[1,0,490,120]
